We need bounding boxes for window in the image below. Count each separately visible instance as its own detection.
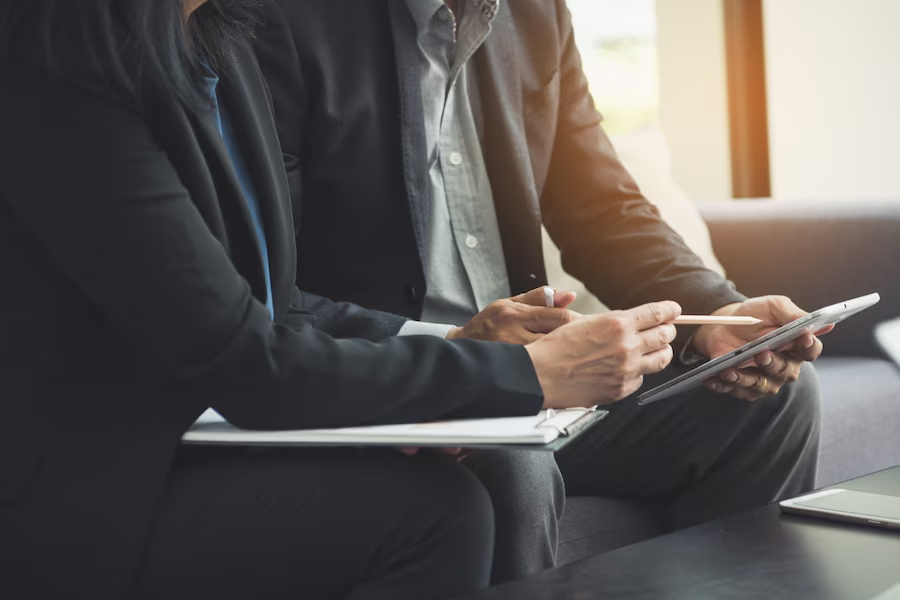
[566,0,660,135]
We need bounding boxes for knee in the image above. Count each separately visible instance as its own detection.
[468,451,564,520]
[347,456,496,599]
[421,459,496,555]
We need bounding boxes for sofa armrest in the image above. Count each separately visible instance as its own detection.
[700,199,900,357]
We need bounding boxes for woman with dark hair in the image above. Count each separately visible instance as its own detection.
[0,0,680,598]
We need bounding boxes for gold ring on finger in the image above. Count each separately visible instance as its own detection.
[754,376,769,392]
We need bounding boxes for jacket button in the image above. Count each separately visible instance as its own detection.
[406,285,418,305]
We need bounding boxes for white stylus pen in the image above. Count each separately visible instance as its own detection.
[544,286,555,308]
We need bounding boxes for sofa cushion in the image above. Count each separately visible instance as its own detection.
[816,357,900,487]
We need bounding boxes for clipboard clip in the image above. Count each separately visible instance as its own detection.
[534,407,598,437]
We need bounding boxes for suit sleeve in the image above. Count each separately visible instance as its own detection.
[284,286,413,341]
[253,0,409,342]
[0,71,543,431]
[540,0,746,338]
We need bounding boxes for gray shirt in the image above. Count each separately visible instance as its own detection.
[399,0,510,335]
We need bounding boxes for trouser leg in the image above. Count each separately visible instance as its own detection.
[136,446,495,600]
[556,362,821,529]
[463,450,565,583]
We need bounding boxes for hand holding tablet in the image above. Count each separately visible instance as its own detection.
[638,293,880,405]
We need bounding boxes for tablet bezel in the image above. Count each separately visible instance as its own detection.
[779,488,900,530]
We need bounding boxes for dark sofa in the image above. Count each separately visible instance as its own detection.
[558,198,900,565]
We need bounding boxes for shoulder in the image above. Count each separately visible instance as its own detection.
[492,0,571,64]
[0,61,178,204]
[1,60,133,114]
[501,0,567,30]
[0,62,152,153]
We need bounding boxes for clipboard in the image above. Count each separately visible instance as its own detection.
[182,408,609,452]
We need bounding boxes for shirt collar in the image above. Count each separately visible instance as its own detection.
[405,0,446,34]
[404,0,501,33]
[472,0,500,21]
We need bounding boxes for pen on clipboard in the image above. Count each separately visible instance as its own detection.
[543,288,760,326]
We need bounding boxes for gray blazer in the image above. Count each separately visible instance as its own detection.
[253,0,746,352]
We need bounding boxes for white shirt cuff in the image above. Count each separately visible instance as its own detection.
[397,320,456,339]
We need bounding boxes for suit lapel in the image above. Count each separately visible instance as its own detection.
[218,47,296,317]
[388,0,432,265]
[189,104,270,302]
[475,6,547,293]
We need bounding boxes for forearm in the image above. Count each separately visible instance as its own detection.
[543,0,744,323]
[289,287,410,341]
[208,308,546,431]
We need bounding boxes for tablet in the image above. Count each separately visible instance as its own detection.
[779,488,900,531]
[637,293,881,405]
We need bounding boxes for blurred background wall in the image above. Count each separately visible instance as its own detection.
[565,0,900,203]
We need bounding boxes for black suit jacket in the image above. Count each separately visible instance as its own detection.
[255,0,745,341]
[0,43,542,598]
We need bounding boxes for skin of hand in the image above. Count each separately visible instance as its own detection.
[692,296,833,402]
[404,288,578,457]
[526,301,682,409]
[445,287,580,344]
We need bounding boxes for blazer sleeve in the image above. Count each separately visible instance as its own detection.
[0,70,543,431]
[284,286,411,341]
[540,0,746,332]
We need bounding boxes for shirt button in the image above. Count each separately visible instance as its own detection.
[449,152,463,166]
[465,235,478,249]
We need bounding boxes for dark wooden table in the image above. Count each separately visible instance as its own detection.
[461,466,900,600]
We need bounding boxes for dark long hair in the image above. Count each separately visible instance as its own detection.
[0,0,260,110]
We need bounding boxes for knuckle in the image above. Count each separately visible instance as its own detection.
[658,325,675,347]
[607,315,629,336]
[557,309,575,326]
[658,346,674,371]
[777,358,791,376]
[649,302,664,324]
[624,338,641,355]
[616,341,638,361]
[496,303,517,319]
[485,301,503,317]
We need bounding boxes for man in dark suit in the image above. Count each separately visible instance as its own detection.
[254,0,825,582]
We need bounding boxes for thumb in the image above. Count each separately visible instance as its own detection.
[769,296,807,326]
[512,286,577,308]
[511,286,551,306]
[554,291,577,309]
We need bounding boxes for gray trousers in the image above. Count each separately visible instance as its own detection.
[466,362,822,583]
